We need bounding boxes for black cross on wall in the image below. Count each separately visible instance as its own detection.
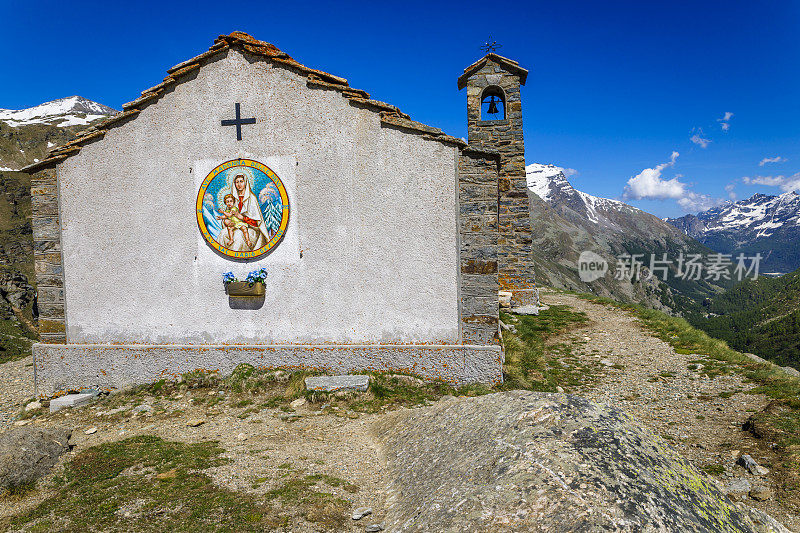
[221,103,256,141]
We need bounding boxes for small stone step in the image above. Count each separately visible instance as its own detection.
[49,392,97,413]
[305,375,370,392]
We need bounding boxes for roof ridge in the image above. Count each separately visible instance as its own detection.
[24,32,465,173]
[457,53,529,90]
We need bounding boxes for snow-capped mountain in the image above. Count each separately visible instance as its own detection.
[0,96,116,128]
[0,97,116,171]
[668,192,800,240]
[526,163,727,313]
[667,192,800,274]
[527,163,635,229]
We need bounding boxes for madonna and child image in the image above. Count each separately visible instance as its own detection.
[196,159,290,259]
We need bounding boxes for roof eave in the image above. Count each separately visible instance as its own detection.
[24,32,468,173]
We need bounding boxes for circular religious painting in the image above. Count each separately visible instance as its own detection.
[196,159,290,259]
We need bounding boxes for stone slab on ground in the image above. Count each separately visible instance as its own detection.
[305,375,370,392]
[726,478,752,494]
[510,305,539,315]
[49,392,96,413]
[498,291,512,308]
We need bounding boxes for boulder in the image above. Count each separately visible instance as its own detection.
[738,454,769,476]
[376,391,787,532]
[0,426,71,491]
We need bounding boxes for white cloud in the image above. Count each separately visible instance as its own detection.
[743,175,786,187]
[743,172,800,191]
[759,156,787,166]
[690,128,711,148]
[677,192,726,212]
[623,152,685,200]
[724,183,736,201]
[784,174,800,191]
[562,168,579,177]
[623,152,725,212]
[717,111,734,132]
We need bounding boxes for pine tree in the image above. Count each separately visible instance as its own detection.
[262,200,282,238]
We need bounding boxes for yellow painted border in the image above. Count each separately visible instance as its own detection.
[196,159,290,259]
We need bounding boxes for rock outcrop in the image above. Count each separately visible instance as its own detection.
[0,426,71,491]
[376,391,788,532]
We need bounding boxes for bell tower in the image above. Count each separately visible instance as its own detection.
[459,53,536,307]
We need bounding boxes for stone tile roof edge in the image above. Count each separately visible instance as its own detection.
[23,31,465,172]
[461,145,502,159]
[457,53,529,90]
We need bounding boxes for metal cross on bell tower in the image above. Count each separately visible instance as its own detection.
[480,36,502,54]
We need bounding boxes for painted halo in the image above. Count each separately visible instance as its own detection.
[196,159,290,259]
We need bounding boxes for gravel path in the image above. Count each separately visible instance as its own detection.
[541,290,799,531]
[0,355,34,430]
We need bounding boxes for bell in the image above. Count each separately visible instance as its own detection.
[487,97,499,115]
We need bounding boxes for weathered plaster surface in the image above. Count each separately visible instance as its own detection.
[56,50,460,345]
[32,343,503,396]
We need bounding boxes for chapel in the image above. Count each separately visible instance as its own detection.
[23,32,535,395]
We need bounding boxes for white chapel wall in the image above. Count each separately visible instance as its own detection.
[56,50,460,345]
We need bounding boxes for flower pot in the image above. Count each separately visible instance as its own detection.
[226,281,265,297]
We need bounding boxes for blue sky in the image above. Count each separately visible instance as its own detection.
[2,0,798,218]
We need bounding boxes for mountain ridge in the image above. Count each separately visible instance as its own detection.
[0,96,117,130]
[0,96,117,171]
[667,192,800,274]
[526,163,729,314]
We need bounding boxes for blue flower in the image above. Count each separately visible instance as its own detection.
[222,272,236,284]
[245,267,268,285]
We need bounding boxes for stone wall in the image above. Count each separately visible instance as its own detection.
[30,167,65,344]
[458,149,500,345]
[464,58,536,305]
[33,343,503,396]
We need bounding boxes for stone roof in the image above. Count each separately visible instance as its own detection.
[457,53,529,90]
[24,32,480,173]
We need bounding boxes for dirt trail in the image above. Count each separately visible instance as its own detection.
[541,290,799,530]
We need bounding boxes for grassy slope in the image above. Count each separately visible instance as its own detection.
[686,269,800,370]
[15,303,799,527]
[500,305,593,391]
[5,435,353,532]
